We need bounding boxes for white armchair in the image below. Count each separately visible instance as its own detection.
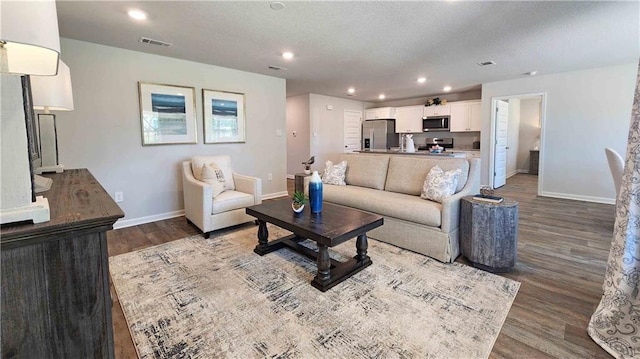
[182,156,262,238]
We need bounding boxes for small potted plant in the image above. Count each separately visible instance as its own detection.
[292,191,307,213]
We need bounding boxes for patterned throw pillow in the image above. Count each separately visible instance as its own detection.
[201,163,226,198]
[322,160,347,186]
[421,165,462,203]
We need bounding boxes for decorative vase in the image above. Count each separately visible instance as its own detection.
[309,170,323,213]
[292,203,304,213]
[304,169,311,175]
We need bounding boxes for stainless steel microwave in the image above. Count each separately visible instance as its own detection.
[423,116,450,131]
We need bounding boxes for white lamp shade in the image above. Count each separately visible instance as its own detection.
[0,0,60,76]
[31,60,74,111]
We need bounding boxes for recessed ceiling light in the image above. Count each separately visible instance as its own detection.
[378,94,386,100]
[347,88,356,94]
[128,9,147,20]
[270,2,285,10]
[443,86,452,92]
[282,51,294,60]
[526,70,538,76]
[417,77,427,84]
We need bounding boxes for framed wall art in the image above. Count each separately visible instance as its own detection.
[138,82,197,145]
[202,89,246,144]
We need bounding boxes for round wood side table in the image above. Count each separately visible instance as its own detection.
[459,195,519,272]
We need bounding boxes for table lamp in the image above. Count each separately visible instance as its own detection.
[31,60,74,180]
[0,0,61,224]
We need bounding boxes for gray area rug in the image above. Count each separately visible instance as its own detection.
[110,224,520,359]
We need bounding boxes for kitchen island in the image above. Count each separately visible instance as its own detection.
[356,150,467,158]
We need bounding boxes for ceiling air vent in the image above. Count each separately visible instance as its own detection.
[477,60,496,67]
[267,65,287,71]
[139,37,172,47]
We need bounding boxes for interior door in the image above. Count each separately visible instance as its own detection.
[493,100,509,188]
[344,110,362,153]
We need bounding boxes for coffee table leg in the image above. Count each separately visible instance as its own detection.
[256,220,268,251]
[356,233,368,262]
[316,244,331,283]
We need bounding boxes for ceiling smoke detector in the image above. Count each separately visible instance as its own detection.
[477,60,496,67]
[139,37,172,47]
[268,65,287,71]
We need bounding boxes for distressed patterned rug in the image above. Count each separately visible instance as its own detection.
[110,224,520,359]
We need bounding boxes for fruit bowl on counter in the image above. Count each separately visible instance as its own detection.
[429,145,444,153]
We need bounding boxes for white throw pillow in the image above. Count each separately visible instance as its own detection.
[192,156,235,190]
[322,160,347,185]
[421,165,461,203]
[201,163,226,198]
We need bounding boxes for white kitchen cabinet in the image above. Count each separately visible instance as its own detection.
[365,107,395,120]
[423,104,450,117]
[468,101,481,131]
[394,105,423,133]
[450,100,481,132]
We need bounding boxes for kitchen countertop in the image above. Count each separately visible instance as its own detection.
[355,150,466,158]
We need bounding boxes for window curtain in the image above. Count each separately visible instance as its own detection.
[588,61,640,359]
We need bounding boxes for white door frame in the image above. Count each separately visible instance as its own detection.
[489,92,547,195]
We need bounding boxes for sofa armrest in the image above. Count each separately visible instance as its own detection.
[182,162,213,231]
[233,173,262,205]
[441,158,481,234]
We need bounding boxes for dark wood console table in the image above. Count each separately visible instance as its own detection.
[1,169,124,358]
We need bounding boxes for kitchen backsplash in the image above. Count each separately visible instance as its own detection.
[408,132,480,150]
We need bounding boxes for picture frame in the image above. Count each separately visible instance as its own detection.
[138,82,197,145]
[202,89,246,144]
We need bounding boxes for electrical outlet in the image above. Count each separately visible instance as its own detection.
[115,191,124,203]
[268,173,273,181]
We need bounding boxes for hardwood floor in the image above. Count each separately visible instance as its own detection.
[107,174,614,358]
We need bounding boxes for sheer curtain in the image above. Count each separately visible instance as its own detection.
[588,62,640,359]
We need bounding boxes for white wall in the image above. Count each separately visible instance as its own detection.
[57,39,287,227]
[517,98,541,171]
[309,94,364,169]
[286,94,310,177]
[481,63,637,203]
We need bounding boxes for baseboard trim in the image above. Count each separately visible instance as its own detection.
[113,191,291,230]
[517,169,529,174]
[539,191,615,205]
[114,210,185,230]
[263,191,289,200]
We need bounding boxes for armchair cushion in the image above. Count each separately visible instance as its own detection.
[192,156,235,190]
[201,163,226,198]
[212,191,255,215]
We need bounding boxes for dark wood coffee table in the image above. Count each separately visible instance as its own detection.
[246,198,383,292]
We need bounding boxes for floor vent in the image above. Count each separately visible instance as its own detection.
[139,37,172,47]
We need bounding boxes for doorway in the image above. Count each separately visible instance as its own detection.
[490,93,546,193]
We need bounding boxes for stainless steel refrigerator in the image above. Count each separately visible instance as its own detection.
[362,120,399,150]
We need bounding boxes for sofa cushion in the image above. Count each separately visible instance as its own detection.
[421,166,461,203]
[211,190,254,215]
[338,154,390,190]
[323,184,441,227]
[385,156,469,195]
[192,156,235,191]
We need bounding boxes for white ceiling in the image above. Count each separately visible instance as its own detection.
[56,1,639,102]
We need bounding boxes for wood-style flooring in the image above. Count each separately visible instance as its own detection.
[107,174,614,358]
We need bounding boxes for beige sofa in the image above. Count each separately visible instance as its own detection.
[307,153,480,263]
